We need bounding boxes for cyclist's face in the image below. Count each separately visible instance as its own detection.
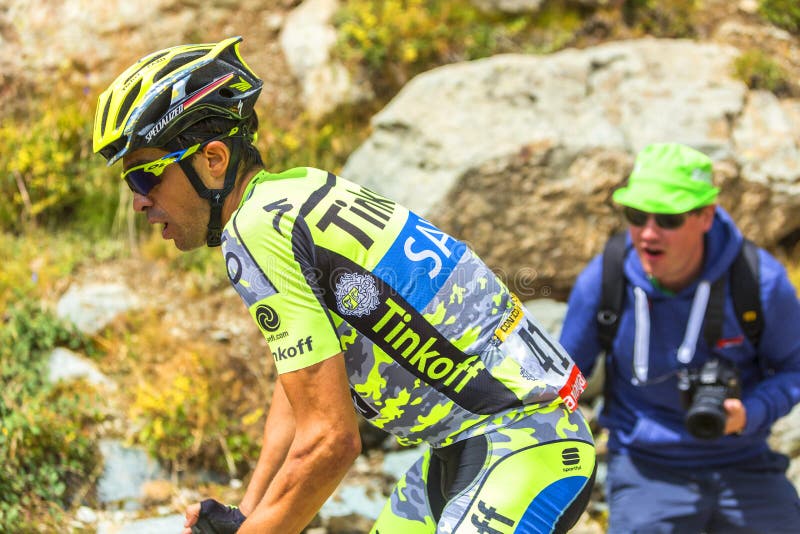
[628,205,715,292]
[123,147,211,251]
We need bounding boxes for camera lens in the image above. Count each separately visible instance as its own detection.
[685,384,728,439]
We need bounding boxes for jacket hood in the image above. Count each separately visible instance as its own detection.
[623,206,743,297]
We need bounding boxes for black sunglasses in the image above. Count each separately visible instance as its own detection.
[623,206,697,230]
[121,127,243,195]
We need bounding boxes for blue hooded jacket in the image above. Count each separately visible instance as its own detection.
[560,207,800,468]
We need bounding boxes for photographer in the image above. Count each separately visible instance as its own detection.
[560,143,800,533]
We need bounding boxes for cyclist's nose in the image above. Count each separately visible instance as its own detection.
[132,192,153,212]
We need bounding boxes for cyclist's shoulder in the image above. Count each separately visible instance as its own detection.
[235,167,327,215]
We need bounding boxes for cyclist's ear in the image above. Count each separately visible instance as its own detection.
[198,140,230,185]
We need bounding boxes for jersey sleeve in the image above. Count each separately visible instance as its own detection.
[221,189,343,374]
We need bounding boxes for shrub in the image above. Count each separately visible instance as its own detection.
[257,105,375,174]
[621,0,698,37]
[759,0,800,34]
[0,93,119,237]
[0,297,102,531]
[732,49,791,96]
[126,344,264,477]
[332,0,580,99]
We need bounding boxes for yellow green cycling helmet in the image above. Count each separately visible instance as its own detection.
[93,36,262,166]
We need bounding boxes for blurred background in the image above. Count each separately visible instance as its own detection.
[1,0,799,532]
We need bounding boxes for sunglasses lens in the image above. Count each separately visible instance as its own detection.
[623,207,649,226]
[654,213,686,229]
[124,168,161,195]
[624,207,688,229]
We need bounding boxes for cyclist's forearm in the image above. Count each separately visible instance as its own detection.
[239,380,295,516]
[239,353,361,533]
[237,427,359,534]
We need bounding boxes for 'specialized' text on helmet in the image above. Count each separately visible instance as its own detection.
[93,36,263,166]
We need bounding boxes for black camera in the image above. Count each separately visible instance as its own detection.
[677,358,741,440]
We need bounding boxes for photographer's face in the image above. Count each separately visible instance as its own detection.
[629,205,715,292]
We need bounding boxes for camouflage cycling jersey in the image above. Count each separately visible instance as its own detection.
[221,167,587,447]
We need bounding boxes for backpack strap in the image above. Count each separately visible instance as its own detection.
[597,231,628,353]
[702,274,727,350]
[703,238,763,350]
[730,239,764,348]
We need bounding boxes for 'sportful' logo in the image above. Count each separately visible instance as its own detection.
[255,304,281,332]
[335,273,379,317]
[562,447,580,466]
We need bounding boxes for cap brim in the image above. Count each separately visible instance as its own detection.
[613,182,718,213]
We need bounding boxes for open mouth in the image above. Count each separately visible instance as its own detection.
[643,246,664,256]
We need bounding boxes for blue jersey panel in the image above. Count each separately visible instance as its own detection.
[373,212,467,312]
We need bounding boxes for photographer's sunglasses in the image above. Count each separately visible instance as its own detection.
[121,128,240,195]
[623,206,696,230]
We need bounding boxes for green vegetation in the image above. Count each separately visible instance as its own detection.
[333,0,584,99]
[620,0,698,37]
[0,94,120,237]
[126,344,264,476]
[732,49,792,96]
[0,299,102,531]
[759,0,800,34]
[258,106,376,174]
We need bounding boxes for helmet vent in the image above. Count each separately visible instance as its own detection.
[218,88,234,98]
[100,94,112,137]
[117,79,142,129]
[156,52,206,83]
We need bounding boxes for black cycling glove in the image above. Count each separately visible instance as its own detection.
[191,499,247,534]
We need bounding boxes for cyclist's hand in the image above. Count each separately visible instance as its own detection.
[182,499,246,534]
[182,502,200,534]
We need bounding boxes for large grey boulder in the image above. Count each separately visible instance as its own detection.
[343,38,800,299]
[280,0,372,119]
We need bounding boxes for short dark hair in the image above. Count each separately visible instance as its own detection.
[167,112,263,177]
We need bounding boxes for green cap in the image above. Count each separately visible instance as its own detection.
[612,143,719,214]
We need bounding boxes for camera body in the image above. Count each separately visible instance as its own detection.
[677,358,741,440]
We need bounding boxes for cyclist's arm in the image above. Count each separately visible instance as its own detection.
[239,371,295,516]
[237,351,361,534]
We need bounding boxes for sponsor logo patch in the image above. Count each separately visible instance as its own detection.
[335,273,380,317]
[493,293,523,344]
[255,304,281,332]
[562,447,582,471]
[558,365,587,412]
[273,336,314,361]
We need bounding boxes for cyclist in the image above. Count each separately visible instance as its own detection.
[93,36,596,534]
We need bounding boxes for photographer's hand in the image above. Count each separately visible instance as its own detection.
[724,398,747,435]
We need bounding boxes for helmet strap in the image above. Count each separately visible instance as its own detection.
[177,138,243,247]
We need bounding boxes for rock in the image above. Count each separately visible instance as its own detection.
[470,0,545,14]
[381,445,427,481]
[75,506,98,524]
[98,513,185,534]
[48,347,116,389]
[280,0,372,119]
[320,485,386,522]
[97,439,166,508]
[343,38,800,299]
[140,479,174,506]
[524,298,568,338]
[56,282,139,335]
